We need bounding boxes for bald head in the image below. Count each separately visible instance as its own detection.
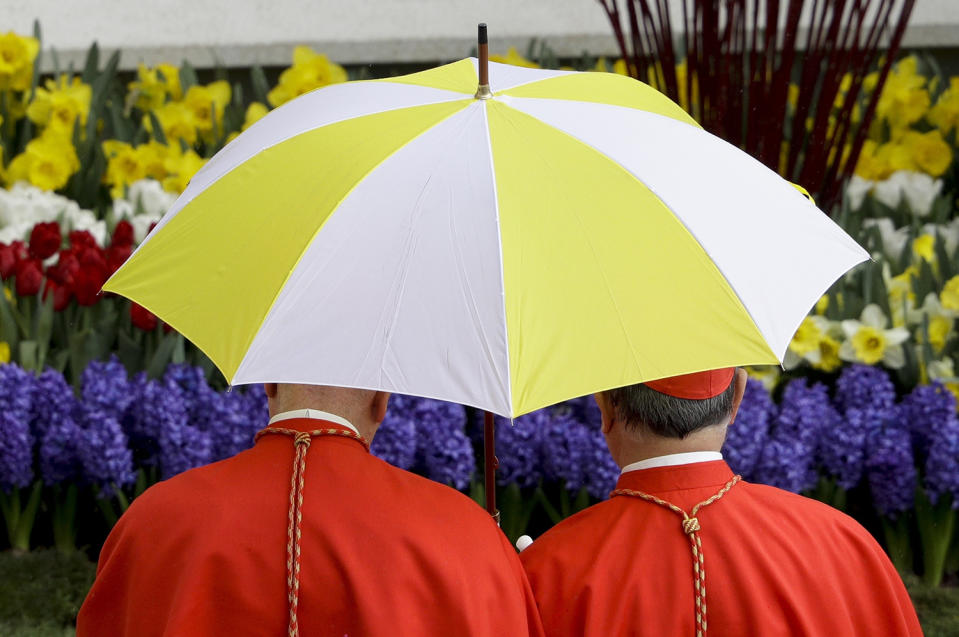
[264,383,390,441]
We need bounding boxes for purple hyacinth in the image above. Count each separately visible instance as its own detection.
[495,411,546,488]
[0,364,35,490]
[834,364,896,413]
[371,409,417,470]
[540,412,590,491]
[35,370,83,485]
[207,390,260,461]
[31,368,74,444]
[76,404,135,496]
[775,379,834,450]
[900,382,955,458]
[865,413,917,518]
[753,434,817,493]
[408,397,474,490]
[81,356,134,420]
[820,407,886,489]
[924,415,959,508]
[154,379,213,479]
[244,385,269,424]
[0,362,35,421]
[163,364,214,429]
[723,378,774,479]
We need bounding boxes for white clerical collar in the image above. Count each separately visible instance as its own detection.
[620,451,723,475]
[268,409,359,436]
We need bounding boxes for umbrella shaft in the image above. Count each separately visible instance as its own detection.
[483,410,498,520]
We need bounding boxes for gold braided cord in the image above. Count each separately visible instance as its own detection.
[610,475,741,637]
[255,427,370,637]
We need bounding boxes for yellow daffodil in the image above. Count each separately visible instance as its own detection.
[908,293,956,352]
[242,102,269,131]
[489,47,540,69]
[149,100,198,145]
[855,140,893,181]
[941,274,959,311]
[883,263,917,327]
[135,141,170,181]
[928,77,959,135]
[611,59,629,76]
[816,294,831,315]
[746,366,780,392]
[912,234,936,264]
[5,130,80,191]
[103,140,146,198]
[901,129,953,177]
[128,63,182,111]
[0,32,39,92]
[183,81,231,137]
[840,304,910,367]
[0,341,9,364]
[876,56,930,132]
[789,316,823,356]
[267,47,348,107]
[163,148,206,193]
[813,335,843,372]
[26,76,92,136]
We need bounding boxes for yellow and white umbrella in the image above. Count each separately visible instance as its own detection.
[106,51,867,418]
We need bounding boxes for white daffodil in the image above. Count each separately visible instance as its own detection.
[864,218,909,260]
[845,175,873,211]
[907,292,956,352]
[873,171,910,209]
[840,303,911,368]
[882,262,917,328]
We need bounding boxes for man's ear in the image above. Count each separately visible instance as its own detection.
[371,391,390,424]
[594,392,616,435]
[728,368,748,425]
[264,383,278,399]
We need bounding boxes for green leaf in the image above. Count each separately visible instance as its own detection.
[109,99,133,141]
[250,65,271,105]
[81,41,100,84]
[172,333,186,364]
[179,61,198,92]
[148,111,167,145]
[0,288,21,353]
[18,340,38,373]
[34,293,54,370]
[116,329,143,374]
[146,331,179,379]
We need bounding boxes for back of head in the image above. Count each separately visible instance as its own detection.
[602,368,737,439]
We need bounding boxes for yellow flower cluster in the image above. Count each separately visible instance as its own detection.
[853,56,957,181]
[5,130,80,191]
[0,32,39,91]
[145,79,231,145]
[268,46,347,107]
[128,63,182,112]
[26,76,92,136]
[102,140,206,196]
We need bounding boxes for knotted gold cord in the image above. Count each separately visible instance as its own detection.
[610,475,740,637]
[255,427,370,637]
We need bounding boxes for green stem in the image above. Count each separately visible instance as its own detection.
[559,485,571,520]
[0,489,20,545]
[11,482,42,551]
[52,484,78,553]
[881,515,915,574]
[535,486,563,525]
[915,489,956,587]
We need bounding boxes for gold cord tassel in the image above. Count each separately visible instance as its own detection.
[255,427,370,637]
[611,475,741,637]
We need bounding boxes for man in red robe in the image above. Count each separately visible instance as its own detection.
[78,383,544,637]
[519,368,921,636]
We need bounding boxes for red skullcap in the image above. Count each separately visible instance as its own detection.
[643,368,735,400]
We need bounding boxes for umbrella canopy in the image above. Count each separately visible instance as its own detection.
[105,57,867,418]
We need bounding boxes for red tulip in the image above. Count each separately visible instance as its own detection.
[46,249,80,287]
[14,258,43,296]
[29,222,62,260]
[73,265,108,306]
[112,220,135,248]
[107,244,133,274]
[43,279,71,311]
[130,302,158,331]
[0,241,27,280]
[69,230,98,250]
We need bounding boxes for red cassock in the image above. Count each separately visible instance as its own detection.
[520,460,922,637]
[78,419,544,637]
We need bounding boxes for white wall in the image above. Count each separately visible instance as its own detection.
[6,0,958,72]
